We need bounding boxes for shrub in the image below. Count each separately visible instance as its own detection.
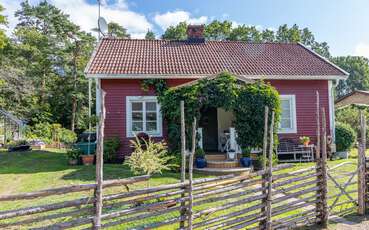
[167,151,181,172]
[125,137,174,176]
[59,128,77,144]
[335,122,356,152]
[66,148,83,160]
[234,81,281,149]
[25,122,76,145]
[195,148,205,159]
[104,136,121,163]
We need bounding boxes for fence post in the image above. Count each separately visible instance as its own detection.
[180,101,186,228]
[260,106,269,229]
[266,111,275,230]
[317,108,328,227]
[188,118,196,230]
[358,111,366,215]
[94,90,105,229]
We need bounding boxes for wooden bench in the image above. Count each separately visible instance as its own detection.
[277,139,314,162]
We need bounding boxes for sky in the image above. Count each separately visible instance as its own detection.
[2,0,369,58]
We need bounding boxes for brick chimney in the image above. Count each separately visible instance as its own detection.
[187,25,205,42]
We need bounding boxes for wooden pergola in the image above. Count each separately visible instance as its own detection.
[0,109,25,144]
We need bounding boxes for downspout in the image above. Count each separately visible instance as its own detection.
[330,80,340,142]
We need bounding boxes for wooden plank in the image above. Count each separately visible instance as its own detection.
[180,100,186,229]
[266,111,274,230]
[358,111,366,215]
[0,175,149,201]
[187,118,196,230]
[94,90,105,229]
[192,203,264,228]
[260,106,269,229]
[319,107,328,227]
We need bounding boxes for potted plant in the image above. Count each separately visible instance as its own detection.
[252,154,265,171]
[299,136,310,147]
[240,147,252,167]
[66,148,83,165]
[195,148,207,168]
[81,153,95,165]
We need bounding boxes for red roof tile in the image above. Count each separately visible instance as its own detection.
[86,38,348,77]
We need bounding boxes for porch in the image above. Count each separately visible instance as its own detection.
[195,107,250,175]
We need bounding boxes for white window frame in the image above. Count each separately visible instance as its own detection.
[126,96,163,138]
[278,95,297,134]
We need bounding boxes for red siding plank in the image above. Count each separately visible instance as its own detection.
[102,79,330,156]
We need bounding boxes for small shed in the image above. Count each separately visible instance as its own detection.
[335,90,369,109]
[0,109,26,144]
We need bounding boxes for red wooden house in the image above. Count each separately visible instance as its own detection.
[85,25,348,162]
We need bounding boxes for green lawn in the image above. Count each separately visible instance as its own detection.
[0,149,364,229]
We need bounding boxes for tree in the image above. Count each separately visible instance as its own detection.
[162,22,187,40]
[228,25,261,42]
[161,21,331,57]
[108,22,130,38]
[145,30,155,40]
[333,56,369,98]
[10,0,96,131]
[0,4,8,49]
[204,20,232,40]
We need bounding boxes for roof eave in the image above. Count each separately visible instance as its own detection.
[86,73,347,80]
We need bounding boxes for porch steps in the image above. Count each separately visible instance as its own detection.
[194,167,251,176]
[205,154,227,161]
[206,160,240,168]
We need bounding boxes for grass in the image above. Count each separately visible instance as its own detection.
[0,148,365,229]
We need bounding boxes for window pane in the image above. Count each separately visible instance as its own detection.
[280,119,291,129]
[147,122,157,131]
[132,122,143,131]
[132,102,143,111]
[146,102,157,111]
[132,112,143,121]
[146,112,157,121]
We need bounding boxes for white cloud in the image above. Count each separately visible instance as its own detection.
[2,0,152,38]
[154,10,207,30]
[354,43,369,59]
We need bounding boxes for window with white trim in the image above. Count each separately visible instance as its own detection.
[279,95,297,133]
[126,96,162,137]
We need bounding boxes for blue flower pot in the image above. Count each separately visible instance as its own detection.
[195,158,207,168]
[240,157,251,167]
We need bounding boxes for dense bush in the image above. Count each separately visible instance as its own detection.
[25,122,76,144]
[104,136,121,163]
[234,82,280,148]
[335,122,356,152]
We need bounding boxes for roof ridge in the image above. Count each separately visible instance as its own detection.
[101,37,301,45]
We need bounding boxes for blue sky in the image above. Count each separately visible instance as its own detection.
[3,0,369,58]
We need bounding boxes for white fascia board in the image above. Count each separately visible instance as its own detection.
[86,73,347,80]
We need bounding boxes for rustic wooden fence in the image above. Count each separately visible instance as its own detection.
[1,94,368,229]
[0,163,324,229]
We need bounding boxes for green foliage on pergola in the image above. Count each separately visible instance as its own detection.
[143,72,281,152]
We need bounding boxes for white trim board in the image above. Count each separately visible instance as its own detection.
[125,96,163,138]
[86,73,347,80]
[278,95,297,134]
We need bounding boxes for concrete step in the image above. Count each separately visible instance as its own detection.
[205,154,227,161]
[194,167,251,176]
[206,160,240,168]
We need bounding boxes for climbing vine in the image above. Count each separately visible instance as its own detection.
[142,72,281,151]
